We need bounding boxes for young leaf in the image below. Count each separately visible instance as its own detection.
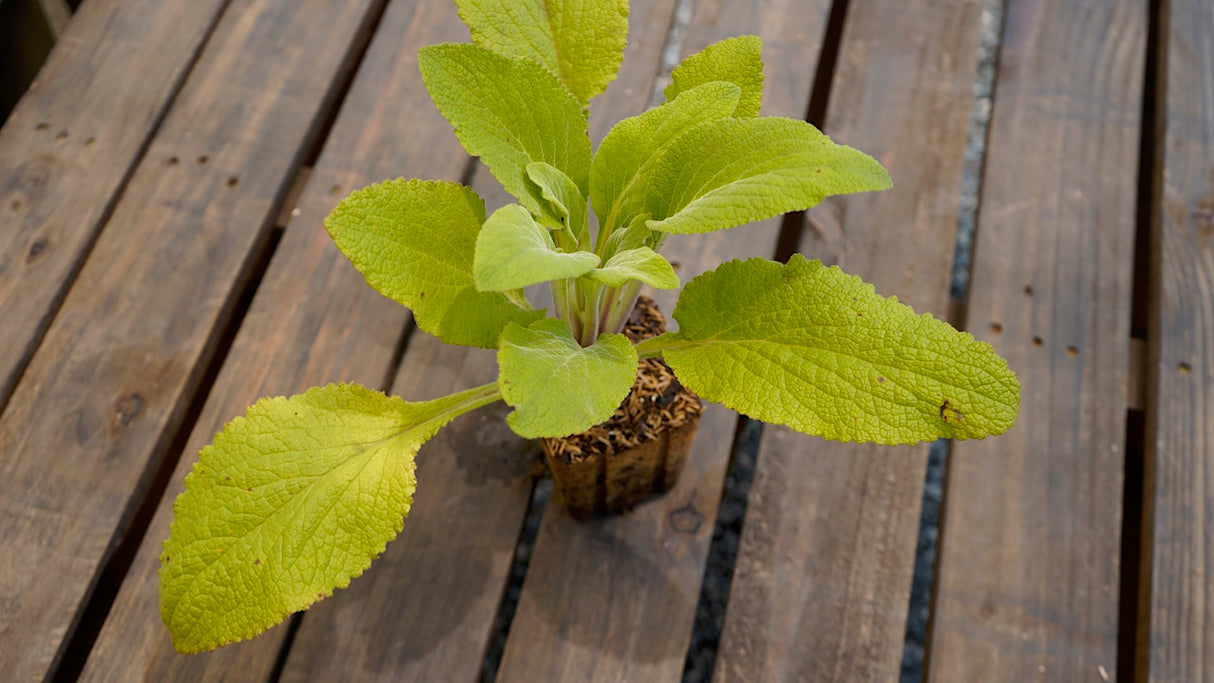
[644,117,892,235]
[498,319,637,438]
[454,0,628,105]
[474,204,600,291]
[159,382,500,653]
[325,179,542,348]
[603,212,653,255]
[645,256,1020,444]
[419,43,591,214]
[591,80,741,235]
[582,247,679,289]
[665,35,765,118]
[525,161,587,241]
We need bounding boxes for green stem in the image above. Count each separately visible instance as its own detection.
[632,332,684,359]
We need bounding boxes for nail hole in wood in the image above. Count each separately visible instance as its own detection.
[85,137,96,146]
[56,130,69,141]
[167,156,179,166]
[197,155,209,165]
[1178,362,1192,374]
[330,184,342,195]
[35,122,50,131]
[1032,336,1044,347]
[227,176,239,187]
[27,239,47,262]
[1066,345,1079,357]
[10,199,21,212]
[990,322,1003,333]
[1023,285,1034,296]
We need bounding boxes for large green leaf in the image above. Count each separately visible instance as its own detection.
[159,382,500,653]
[324,179,542,348]
[582,247,679,289]
[665,35,765,118]
[497,319,637,438]
[473,204,600,291]
[419,43,591,214]
[454,0,628,105]
[591,80,741,235]
[644,117,892,235]
[640,256,1020,444]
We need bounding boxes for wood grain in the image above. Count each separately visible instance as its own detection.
[928,1,1145,680]
[0,0,229,410]
[79,0,480,679]
[494,2,834,681]
[0,0,388,678]
[712,1,987,680]
[1142,0,1214,679]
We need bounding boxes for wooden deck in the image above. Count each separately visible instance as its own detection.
[0,0,1209,680]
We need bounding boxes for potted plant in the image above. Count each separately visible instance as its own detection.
[159,0,1020,654]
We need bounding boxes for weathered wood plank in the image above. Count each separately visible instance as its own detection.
[275,2,689,680]
[1142,0,1214,679]
[495,2,835,681]
[0,0,389,678]
[79,0,480,679]
[0,0,229,409]
[711,1,986,680]
[37,0,72,36]
[928,1,1145,680]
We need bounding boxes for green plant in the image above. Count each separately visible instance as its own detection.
[159,0,1019,654]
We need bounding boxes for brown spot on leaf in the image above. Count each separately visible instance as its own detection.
[939,399,963,423]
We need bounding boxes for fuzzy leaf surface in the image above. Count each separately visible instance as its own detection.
[325,179,542,348]
[159,383,499,653]
[591,81,741,234]
[419,43,591,214]
[582,247,679,289]
[454,0,628,104]
[665,35,765,117]
[498,319,637,438]
[644,117,892,235]
[652,256,1020,443]
[474,204,600,291]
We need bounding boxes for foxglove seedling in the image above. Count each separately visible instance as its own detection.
[159,0,1019,653]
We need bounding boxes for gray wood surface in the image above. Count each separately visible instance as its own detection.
[0,0,389,678]
[928,1,1145,680]
[1142,0,1214,679]
[713,0,987,680]
[0,0,228,409]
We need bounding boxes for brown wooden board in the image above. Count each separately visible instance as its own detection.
[1142,0,1214,679]
[0,0,229,408]
[273,2,694,680]
[79,0,482,679]
[0,0,390,678]
[928,1,1145,681]
[494,2,835,681]
[710,1,987,680]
